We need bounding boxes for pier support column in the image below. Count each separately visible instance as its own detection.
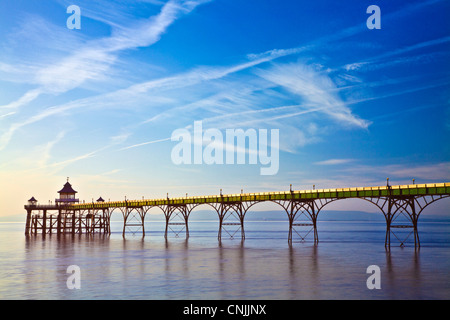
[383,196,421,249]
[71,212,76,236]
[57,209,62,235]
[362,193,450,248]
[409,198,420,248]
[102,208,110,234]
[163,205,176,239]
[287,200,295,245]
[122,206,145,238]
[383,196,393,248]
[162,204,198,239]
[104,208,112,235]
[42,210,47,235]
[34,215,38,234]
[237,202,246,240]
[25,209,32,235]
[217,203,225,241]
[49,215,54,234]
[217,203,246,241]
[286,200,317,244]
[184,207,190,238]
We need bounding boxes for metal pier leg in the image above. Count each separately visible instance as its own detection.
[122,208,127,238]
[311,201,318,244]
[385,217,391,249]
[287,200,294,245]
[288,217,293,245]
[410,197,420,249]
[385,197,393,249]
[185,212,190,239]
[25,210,32,235]
[42,210,47,236]
[240,215,245,240]
[57,210,61,235]
[218,215,223,241]
[164,213,169,239]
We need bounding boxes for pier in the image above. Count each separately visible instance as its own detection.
[24,180,450,248]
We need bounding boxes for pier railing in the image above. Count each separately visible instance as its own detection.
[58,182,450,210]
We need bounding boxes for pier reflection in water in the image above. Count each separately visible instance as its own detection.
[0,220,445,299]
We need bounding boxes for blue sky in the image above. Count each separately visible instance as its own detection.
[0,0,449,216]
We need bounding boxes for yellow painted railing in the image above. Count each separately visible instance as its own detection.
[67,182,450,210]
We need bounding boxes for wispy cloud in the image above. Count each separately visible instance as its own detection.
[0,89,43,110]
[0,43,302,151]
[0,0,210,111]
[314,159,355,166]
[120,49,299,97]
[37,131,67,169]
[1,0,443,161]
[0,98,86,150]
[342,36,450,72]
[44,149,101,171]
[0,0,212,150]
[386,162,450,181]
[255,62,371,129]
[9,0,436,153]
[114,57,373,153]
[338,162,450,182]
[119,137,171,151]
[0,112,16,119]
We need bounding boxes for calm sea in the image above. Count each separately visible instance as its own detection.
[0,218,449,300]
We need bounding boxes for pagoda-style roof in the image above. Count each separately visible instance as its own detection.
[96,197,105,202]
[28,197,37,202]
[58,182,77,194]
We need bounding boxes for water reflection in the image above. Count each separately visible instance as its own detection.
[287,245,320,299]
[384,249,423,299]
[6,228,448,299]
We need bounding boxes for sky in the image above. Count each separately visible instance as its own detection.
[0,0,449,217]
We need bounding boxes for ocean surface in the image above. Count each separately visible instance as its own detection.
[0,218,449,300]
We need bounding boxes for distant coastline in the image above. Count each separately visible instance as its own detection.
[2,210,449,223]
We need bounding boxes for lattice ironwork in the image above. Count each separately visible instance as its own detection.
[24,182,450,248]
